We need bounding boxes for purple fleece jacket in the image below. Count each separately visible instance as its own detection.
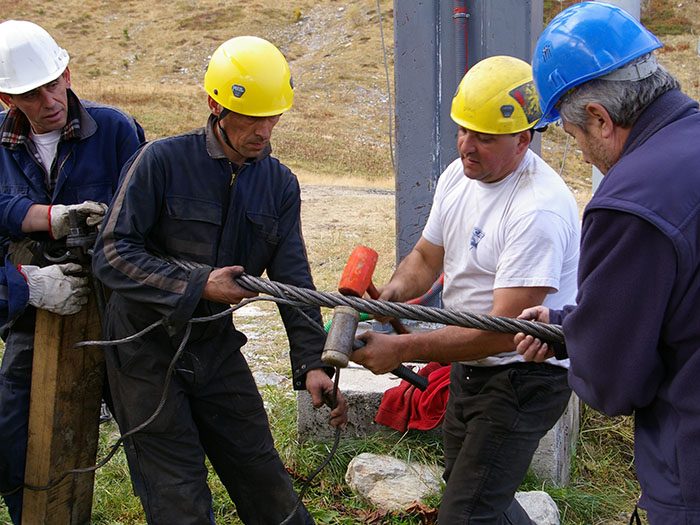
[550,89,700,523]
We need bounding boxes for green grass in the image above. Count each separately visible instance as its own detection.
[82,388,642,524]
[0,394,641,524]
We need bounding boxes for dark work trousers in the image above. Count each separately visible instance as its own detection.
[104,318,313,525]
[437,362,571,525]
[0,327,33,525]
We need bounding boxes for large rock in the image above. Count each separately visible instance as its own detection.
[515,491,561,525]
[345,453,561,524]
[345,453,442,511]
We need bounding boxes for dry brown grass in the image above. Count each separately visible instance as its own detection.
[3,0,398,179]
[4,0,697,194]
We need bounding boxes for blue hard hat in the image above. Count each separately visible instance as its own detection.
[532,1,662,126]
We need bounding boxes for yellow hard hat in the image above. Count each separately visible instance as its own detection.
[204,36,293,117]
[450,55,541,134]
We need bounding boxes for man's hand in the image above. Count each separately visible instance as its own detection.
[201,266,258,305]
[20,263,90,315]
[351,331,405,374]
[514,305,554,362]
[49,201,108,239]
[305,369,348,428]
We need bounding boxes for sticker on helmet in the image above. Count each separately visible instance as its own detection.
[500,105,514,118]
[232,84,246,98]
[509,81,540,123]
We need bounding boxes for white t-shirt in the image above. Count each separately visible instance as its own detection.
[30,129,61,176]
[422,149,580,367]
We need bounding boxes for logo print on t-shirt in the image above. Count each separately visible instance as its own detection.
[470,227,484,250]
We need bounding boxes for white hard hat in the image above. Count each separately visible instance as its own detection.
[0,20,69,95]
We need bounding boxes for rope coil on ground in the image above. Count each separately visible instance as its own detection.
[235,273,564,344]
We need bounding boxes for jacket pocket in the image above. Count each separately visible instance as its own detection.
[244,211,280,274]
[72,182,113,204]
[0,185,30,195]
[163,195,222,262]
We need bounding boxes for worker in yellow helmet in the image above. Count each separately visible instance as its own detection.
[92,36,347,524]
[352,55,580,524]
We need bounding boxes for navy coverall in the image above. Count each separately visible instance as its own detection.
[0,90,144,523]
[92,116,329,525]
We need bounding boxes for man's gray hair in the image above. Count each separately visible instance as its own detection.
[557,53,680,128]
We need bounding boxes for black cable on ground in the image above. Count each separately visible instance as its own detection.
[280,369,342,525]
[1,295,327,499]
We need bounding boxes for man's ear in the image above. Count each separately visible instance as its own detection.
[585,102,614,139]
[515,129,532,154]
[207,96,222,116]
[0,93,13,108]
[62,67,71,89]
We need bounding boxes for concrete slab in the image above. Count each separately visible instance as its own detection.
[297,364,579,486]
[297,363,409,439]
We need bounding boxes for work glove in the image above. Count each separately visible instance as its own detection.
[19,263,90,315]
[49,201,109,239]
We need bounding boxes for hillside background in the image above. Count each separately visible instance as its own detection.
[3,0,699,201]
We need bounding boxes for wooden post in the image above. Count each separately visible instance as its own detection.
[22,292,104,524]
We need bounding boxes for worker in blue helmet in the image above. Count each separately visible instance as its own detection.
[514,3,700,523]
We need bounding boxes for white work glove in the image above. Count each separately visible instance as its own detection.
[19,263,90,315]
[49,201,109,239]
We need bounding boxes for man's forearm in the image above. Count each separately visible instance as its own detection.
[21,204,50,233]
[386,240,443,301]
[401,325,517,363]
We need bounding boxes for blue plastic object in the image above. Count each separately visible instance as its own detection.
[532,1,662,126]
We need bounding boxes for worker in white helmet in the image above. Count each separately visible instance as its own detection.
[0,20,144,523]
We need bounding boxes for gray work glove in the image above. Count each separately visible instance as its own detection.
[20,263,90,315]
[49,201,109,239]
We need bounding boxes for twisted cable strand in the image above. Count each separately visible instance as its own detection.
[236,274,564,344]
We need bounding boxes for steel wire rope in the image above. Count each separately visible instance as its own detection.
[235,273,564,344]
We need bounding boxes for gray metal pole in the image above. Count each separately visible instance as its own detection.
[454,0,468,84]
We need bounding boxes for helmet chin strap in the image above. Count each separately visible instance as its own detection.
[216,110,246,161]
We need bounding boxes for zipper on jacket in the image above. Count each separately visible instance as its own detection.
[51,149,73,197]
[25,140,70,200]
[230,162,241,186]
[214,161,244,264]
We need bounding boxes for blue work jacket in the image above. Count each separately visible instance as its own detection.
[0,90,144,326]
[552,89,700,522]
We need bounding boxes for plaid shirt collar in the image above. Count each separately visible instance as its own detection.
[0,89,83,150]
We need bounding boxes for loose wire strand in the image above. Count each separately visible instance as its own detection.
[4,295,327,498]
[376,0,395,172]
